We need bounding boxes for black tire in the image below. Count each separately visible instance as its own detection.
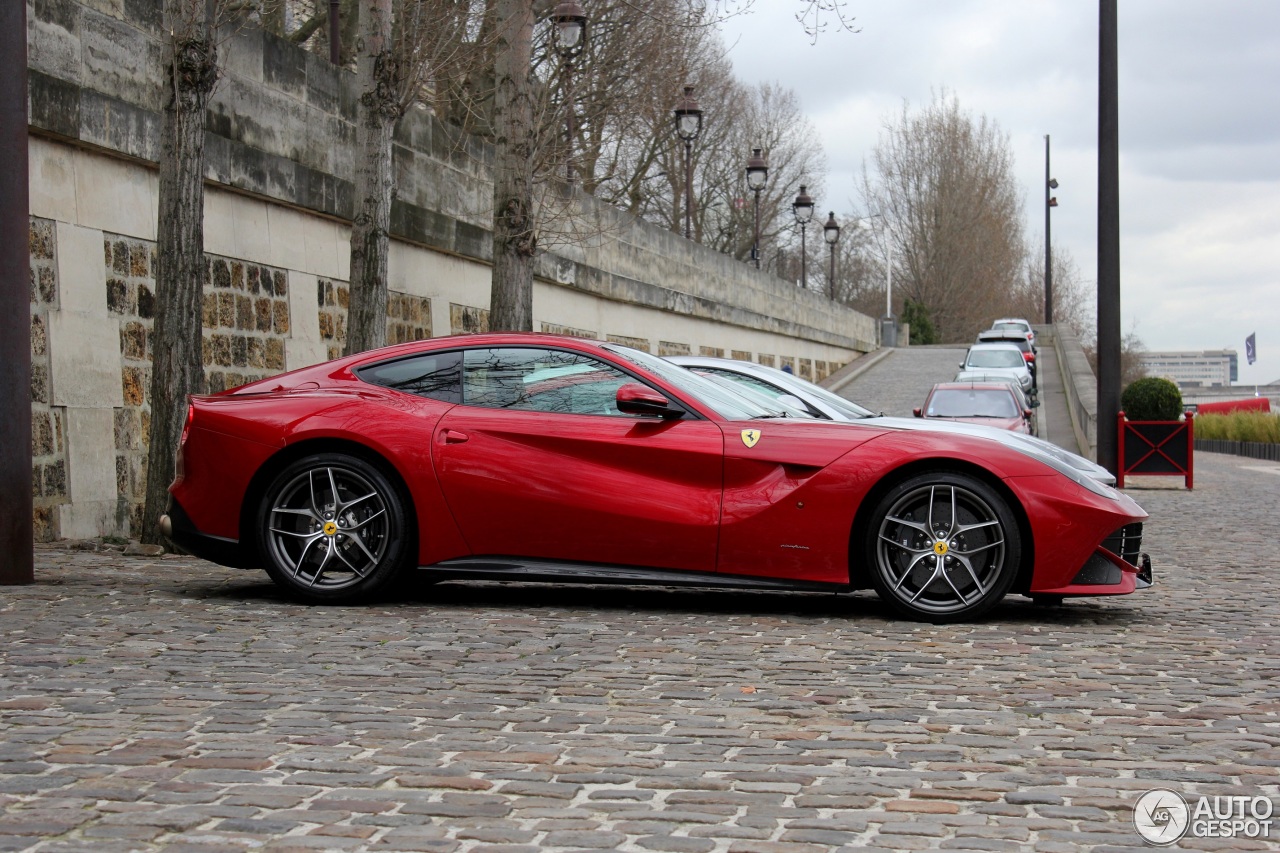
[257,453,412,603]
[866,471,1021,622]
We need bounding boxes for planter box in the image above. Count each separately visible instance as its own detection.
[1118,412,1194,489]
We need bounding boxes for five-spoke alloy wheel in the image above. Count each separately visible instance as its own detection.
[867,471,1021,621]
[258,453,411,602]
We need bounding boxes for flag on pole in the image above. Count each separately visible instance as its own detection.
[1245,333,1256,365]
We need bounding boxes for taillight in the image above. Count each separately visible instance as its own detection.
[175,403,195,481]
[180,403,194,446]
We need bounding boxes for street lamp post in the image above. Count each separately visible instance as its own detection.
[553,1,587,185]
[791,184,814,289]
[673,86,703,240]
[1045,134,1058,324]
[746,147,768,269]
[823,211,840,300]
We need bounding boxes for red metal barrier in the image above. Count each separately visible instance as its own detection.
[1194,397,1270,415]
[1117,411,1194,489]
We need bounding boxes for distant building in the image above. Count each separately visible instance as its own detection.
[1139,349,1238,388]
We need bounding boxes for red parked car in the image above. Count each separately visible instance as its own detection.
[915,381,1035,434]
[162,333,1151,621]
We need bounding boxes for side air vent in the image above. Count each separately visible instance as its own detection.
[1100,522,1143,566]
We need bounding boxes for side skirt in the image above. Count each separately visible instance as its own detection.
[420,558,850,594]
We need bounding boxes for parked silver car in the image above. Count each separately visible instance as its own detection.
[668,355,1114,485]
[956,342,1035,396]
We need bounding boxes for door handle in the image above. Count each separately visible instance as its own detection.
[441,429,469,444]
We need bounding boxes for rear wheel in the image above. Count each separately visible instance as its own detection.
[867,471,1021,622]
[258,453,411,602]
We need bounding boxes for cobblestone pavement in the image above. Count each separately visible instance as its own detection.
[3,453,1279,852]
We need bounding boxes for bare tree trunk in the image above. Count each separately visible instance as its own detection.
[344,0,399,356]
[142,1,218,545]
[488,0,536,331]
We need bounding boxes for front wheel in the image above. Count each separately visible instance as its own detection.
[866,471,1021,622]
[257,453,412,602]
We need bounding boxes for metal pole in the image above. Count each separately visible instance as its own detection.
[328,0,341,64]
[683,139,693,240]
[565,59,575,184]
[1045,134,1054,324]
[799,223,807,289]
[1,0,33,585]
[829,241,836,299]
[886,238,893,317]
[752,190,761,269]
[1097,0,1122,474]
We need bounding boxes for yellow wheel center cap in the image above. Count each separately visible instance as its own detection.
[933,540,949,556]
[323,521,338,536]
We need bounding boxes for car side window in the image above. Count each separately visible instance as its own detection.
[462,348,633,416]
[357,351,462,403]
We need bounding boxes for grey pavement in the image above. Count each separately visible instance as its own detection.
[3,452,1280,852]
[835,346,970,419]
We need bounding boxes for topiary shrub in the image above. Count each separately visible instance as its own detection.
[1121,376,1183,421]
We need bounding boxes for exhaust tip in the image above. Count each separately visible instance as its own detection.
[158,514,173,538]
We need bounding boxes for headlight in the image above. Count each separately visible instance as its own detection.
[1011,441,1119,499]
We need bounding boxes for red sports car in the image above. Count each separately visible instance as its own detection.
[162,333,1152,621]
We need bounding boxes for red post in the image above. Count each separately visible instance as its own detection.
[1185,411,1194,490]
[1115,411,1126,489]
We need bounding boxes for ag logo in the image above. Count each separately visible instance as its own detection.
[1133,788,1189,845]
[740,429,761,448]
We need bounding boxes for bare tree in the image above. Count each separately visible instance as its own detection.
[860,92,1026,343]
[487,0,539,331]
[142,0,222,545]
[344,0,483,354]
[1014,241,1093,339]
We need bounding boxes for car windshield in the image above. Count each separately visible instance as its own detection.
[966,349,1025,369]
[604,345,776,420]
[927,388,1018,418]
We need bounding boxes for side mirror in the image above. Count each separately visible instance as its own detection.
[776,393,808,411]
[1023,409,1033,420]
[913,407,923,418]
[616,383,683,419]
[959,361,966,369]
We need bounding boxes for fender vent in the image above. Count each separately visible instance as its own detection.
[1101,522,1143,566]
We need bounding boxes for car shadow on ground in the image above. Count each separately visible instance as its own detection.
[188,569,1144,629]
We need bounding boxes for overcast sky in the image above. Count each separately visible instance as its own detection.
[718,0,1280,386]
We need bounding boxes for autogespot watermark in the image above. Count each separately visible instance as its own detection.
[1133,788,1275,845]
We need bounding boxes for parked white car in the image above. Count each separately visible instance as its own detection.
[667,355,1114,485]
[989,317,1037,351]
[957,342,1035,396]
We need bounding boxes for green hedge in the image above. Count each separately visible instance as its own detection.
[1194,411,1280,444]
[1121,376,1183,421]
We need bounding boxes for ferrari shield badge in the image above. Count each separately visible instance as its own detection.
[740,429,761,448]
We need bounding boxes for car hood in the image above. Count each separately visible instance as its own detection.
[923,415,1028,432]
[858,415,1115,484]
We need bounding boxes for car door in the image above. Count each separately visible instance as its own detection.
[432,346,725,572]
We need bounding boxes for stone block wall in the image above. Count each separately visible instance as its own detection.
[30,219,66,542]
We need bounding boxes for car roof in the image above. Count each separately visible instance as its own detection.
[992,318,1032,327]
[930,381,1020,392]
[966,342,1024,352]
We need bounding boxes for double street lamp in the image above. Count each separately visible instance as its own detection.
[553,1,587,184]
[791,184,814,289]
[673,85,703,240]
[745,147,768,269]
[1044,133,1058,324]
